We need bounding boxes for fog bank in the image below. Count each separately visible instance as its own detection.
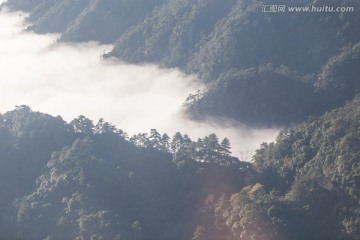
[0,10,279,158]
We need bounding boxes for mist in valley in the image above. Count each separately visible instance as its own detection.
[0,9,278,158]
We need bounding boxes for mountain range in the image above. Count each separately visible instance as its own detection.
[1,0,360,239]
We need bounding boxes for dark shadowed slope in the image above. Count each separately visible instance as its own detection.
[0,106,248,240]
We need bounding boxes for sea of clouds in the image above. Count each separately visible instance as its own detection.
[0,9,279,159]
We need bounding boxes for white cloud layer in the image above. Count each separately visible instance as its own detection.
[0,10,279,159]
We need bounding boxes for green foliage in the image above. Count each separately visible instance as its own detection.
[109,0,234,67]
[185,65,322,126]
[315,42,360,107]
[0,91,359,240]
[131,130,242,168]
[2,84,359,240]
[186,96,360,240]
[251,96,360,239]
[0,107,247,239]
[61,0,165,43]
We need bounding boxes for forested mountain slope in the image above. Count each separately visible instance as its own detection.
[4,0,360,126]
[191,95,360,240]
[0,106,248,240]
[0,97,359,239]
[4,0,165,43]
[185,41,360,126]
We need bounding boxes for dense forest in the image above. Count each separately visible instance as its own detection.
[0,97,359,239]
[1,0,360,239]
[1,98,360,239]
[0,105,248,239]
